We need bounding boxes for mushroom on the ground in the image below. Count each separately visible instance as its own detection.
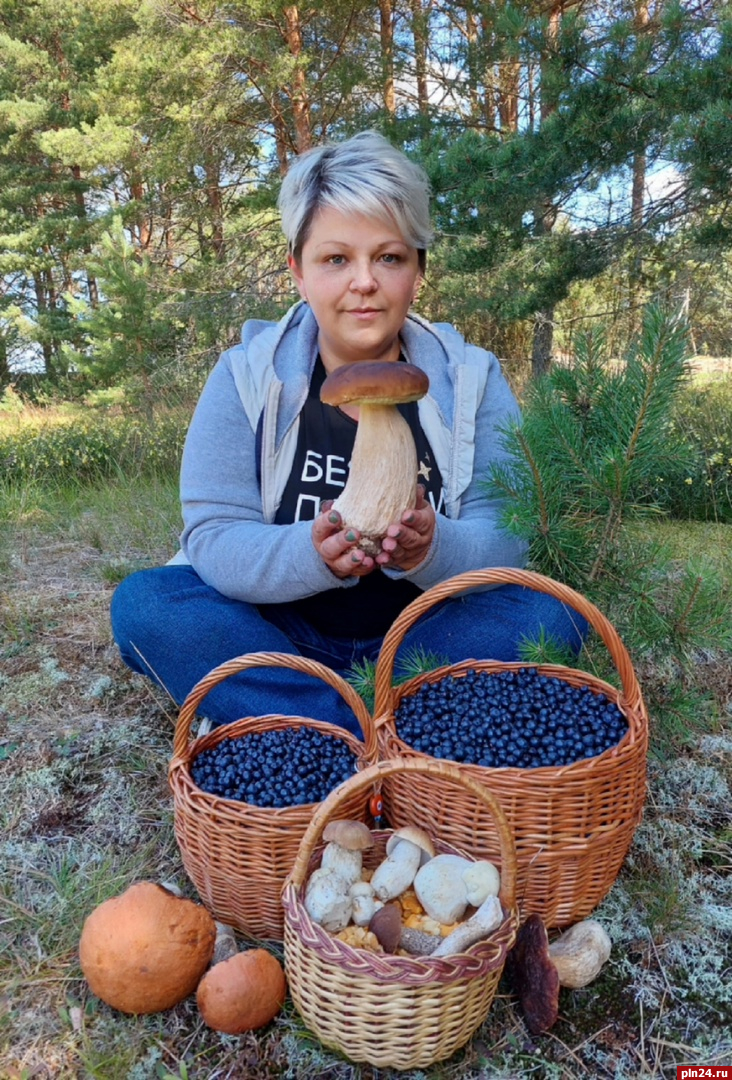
[320,361,430,555]
[510,915,613,1034]
[79,881,216,1014]
[196,948,287,1034]
[548,919,612,988]
[321,819,374,885]
[510,913,561,1034]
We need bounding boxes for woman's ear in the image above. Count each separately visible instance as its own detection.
[287,253,307,301]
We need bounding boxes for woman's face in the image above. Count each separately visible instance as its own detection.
[288,206,422,373]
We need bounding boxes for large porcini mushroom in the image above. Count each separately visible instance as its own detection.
[196,948,287,1034]
[79,881,216,1014]
[320,360,430,556]
[510,915,613,1034]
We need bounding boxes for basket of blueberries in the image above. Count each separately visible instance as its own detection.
[372,568,649,928]
[168,652,377,941]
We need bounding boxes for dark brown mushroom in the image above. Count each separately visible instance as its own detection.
[509,913,560,1034]
[368,902,402,953]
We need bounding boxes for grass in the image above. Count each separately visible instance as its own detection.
[1,475,731,1078]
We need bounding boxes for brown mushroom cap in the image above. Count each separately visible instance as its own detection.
[322,819,374,851]
[509,913,560,1034]
[320,361,429,407]
[79,882,216,1014]
[196,948,287,1034]
[369,903,402,953]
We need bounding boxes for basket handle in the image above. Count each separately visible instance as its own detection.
[373,567,643,719]
[286,757,517,911]
[172,651,376,762]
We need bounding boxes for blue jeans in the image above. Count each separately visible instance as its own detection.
[110,565,588,737]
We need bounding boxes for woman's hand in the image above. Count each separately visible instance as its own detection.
[375,485,435,572]
[311,505,376,579]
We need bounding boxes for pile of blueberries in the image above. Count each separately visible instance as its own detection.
[190,726,358,807]
[394,667,628,768]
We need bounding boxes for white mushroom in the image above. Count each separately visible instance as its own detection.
[320,362,430,555]
[462,861,501,907]
[349,881,378,927]
[304,867,353,931]
[370,838,423,901]
[321,819,374,886]
[548,920,612,988]
[431,895,504,957]
[385,826,435,866]
[413,854,473,923]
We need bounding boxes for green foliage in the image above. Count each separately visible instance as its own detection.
[0,407,187,485]
[662,377,732,522]
[487,304,696,586]
[485,304,732,752]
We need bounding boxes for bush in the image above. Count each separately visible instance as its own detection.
[0,410,188,486]
[662,376,732,522]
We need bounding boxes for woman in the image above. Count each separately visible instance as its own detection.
[111,131,586,733]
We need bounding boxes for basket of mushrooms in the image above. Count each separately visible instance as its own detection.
[281,757,519,1071]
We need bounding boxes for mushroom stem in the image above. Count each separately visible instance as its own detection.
[399,927,441,956]
[333,404,418,556]
[430,895,503,957]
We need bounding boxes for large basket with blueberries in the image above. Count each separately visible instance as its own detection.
[282,757,519,1071]
[168,652,377,941]
[373,568,649,928]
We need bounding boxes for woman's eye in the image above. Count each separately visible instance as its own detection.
[328,255,345,265]
[381,253,401,264]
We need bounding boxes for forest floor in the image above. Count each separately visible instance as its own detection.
[1,490,731,1079]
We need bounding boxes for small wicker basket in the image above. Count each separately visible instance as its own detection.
[373,568,649,929]
[168,651,377,940]
[282,757,518,1071]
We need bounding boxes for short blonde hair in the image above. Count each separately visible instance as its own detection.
[278,131,433,271]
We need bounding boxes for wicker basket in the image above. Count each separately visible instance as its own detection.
[282,757,518,1071]
[168,651,377,940]
[373,568,649,929]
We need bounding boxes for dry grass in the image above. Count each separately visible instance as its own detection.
[1,482,730,1079]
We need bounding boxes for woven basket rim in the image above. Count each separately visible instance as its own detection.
[169,713,372,815]
[373,658,647,778]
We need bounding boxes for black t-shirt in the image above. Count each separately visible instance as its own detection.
[273,357,445,639]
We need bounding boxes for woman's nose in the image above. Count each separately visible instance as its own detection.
[349,260,378,292]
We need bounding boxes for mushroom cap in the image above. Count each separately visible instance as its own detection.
[548,919,612,988]
[413,854,472,923]
[79,882,216,1015]
[509,913,560,1034]
[462,860,501,906]
[196,948,287,1034]
[322,819,374,851]
[368,903,402,953]
[320,361,429,407]
[385,826,435,864]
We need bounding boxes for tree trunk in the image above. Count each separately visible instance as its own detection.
[497,59,520,133]
[530,1,562,378]
[283,6,311,153]
[410,0,429,122]
[204,155,225,262]
[379,0,395,115]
